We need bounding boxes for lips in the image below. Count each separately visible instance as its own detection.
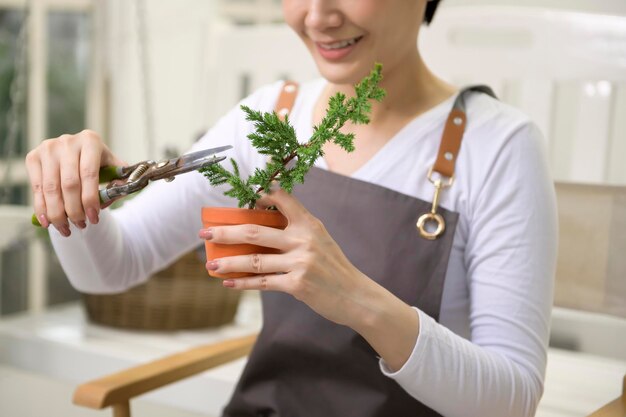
[314,36,364,60]
[317,36,363,50]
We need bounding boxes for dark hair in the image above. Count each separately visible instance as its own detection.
[424,0,441,25]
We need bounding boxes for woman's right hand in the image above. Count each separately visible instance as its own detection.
[24,129,126,237]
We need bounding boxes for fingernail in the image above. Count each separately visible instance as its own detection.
[199,228,213,240]
[223,280,235,288]
[206,260,219,271]
[86,207,99,225]
[59,224,71,237]
[76,220,87,229]
[38,214,49,228]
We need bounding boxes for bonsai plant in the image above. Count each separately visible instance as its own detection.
[200,64,385,278]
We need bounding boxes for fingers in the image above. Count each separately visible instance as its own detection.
[24,130,114,236]
[39,140,70,235]
[25,150,49,228]
[201,223,292,251]
[256,187,308,223]
[78,135,104,224]
[221,273,292,293]
[208,253,288,276]
[59,138,86,229]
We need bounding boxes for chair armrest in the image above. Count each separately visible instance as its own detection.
[587,398,626,417]
[73,333,257,409]
[586,374,626,417]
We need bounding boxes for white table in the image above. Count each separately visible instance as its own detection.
[0,292,262,416]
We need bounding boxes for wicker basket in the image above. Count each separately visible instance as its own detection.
[82,247,242,330]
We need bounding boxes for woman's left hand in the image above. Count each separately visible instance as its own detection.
[200,188,421,370]
[199,188,372,328]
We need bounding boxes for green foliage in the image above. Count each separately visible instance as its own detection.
[200,63,385,209]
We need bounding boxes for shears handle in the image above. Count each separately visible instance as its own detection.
[97,166,125,183]
[30,166,124,227]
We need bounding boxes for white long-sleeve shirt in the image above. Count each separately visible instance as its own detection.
[50,79,557,417]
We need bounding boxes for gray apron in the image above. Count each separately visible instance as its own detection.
[223,85,496,417]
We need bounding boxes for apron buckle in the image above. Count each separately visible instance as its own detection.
[417,167,454,240]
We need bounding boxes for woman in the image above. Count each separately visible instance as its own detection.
[25,1,557,416]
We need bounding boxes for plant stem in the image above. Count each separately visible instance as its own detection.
[252,93,369,205]
[253,147,306,197]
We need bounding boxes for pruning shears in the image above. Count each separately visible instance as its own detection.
[31,145,232,227]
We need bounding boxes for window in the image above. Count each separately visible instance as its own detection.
[0,9,27,206]
[47,11,90,138]
[0,0,98,316]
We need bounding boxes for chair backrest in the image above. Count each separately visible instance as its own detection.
[554,182,626,318]
[203,7,626,185]
[419,6,626,185]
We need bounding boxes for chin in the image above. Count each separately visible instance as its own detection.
[314,60,375,86]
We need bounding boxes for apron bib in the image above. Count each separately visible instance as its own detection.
[223,83,495,417]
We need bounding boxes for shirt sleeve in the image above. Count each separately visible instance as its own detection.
[380,121,558,417]
[49,83,280,294]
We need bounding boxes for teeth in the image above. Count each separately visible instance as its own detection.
[320,37,359,50]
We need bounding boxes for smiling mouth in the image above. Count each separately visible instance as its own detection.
[317,36,364,50]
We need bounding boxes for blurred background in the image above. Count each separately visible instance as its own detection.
[0,0,625,416]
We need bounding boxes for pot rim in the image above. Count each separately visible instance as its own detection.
[201,206,288,228]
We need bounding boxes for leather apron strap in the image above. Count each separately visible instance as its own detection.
[275,82,496,174]
[275,81,299,121]
[276,82,496,176]
[432,85,497,178]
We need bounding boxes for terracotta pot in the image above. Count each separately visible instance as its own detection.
[202,207,288,279]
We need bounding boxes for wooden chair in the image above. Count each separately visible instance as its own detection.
[553,183,626,319]
[587,376,626,417]
[73,333,257,417]
[552,182,626,417]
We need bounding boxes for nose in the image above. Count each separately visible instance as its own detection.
[304,0,342,32]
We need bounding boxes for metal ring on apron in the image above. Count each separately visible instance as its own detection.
[417,167,453,239]
[416,212,445,240]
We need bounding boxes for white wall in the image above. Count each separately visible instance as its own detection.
[445,0,626,15]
